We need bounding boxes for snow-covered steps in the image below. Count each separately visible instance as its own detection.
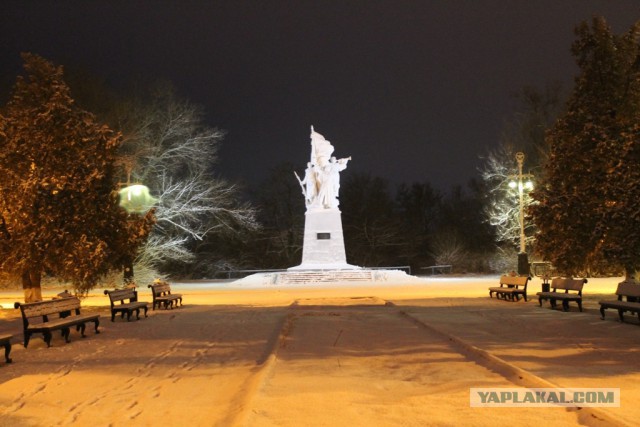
[275,270,374,285]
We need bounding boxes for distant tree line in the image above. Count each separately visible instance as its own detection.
[239,167,496,275]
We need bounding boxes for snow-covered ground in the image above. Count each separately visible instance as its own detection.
[0,274,634,426]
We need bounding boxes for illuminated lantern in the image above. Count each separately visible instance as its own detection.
[118,184,157,214]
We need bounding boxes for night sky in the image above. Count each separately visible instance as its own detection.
[1,1,638,192]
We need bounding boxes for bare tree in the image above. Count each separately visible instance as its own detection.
[115,87,258,277]
[480,144,534,248]
[480,83,564,252]
[429,228,468,267]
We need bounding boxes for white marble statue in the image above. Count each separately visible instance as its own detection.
[294,162,318,205]
[318,156,350,208]
[310,126,334,167]
[296,126,350,209]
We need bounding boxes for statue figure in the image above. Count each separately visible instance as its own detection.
[297,126,350,210]
[294,162,318,206]
[318,156,350,208]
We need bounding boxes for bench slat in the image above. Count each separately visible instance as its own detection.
[616,282,640,298]
[500,275,529,286]
[107,288,137,301]
[549,278,585,291]
[27,314,99,331]
[20,298,81,318]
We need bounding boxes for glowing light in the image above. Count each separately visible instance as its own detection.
[118,184,157,213]
[508,181,517,189]
[525,180,533,190]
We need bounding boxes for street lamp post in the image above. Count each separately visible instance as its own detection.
[117,161,156,285]
[509,152,533,276]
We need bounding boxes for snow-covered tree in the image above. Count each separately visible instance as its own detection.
[481,144,533,249]
[0,54,154,301]
[530,17,640,277]
[481,83,564,252]
[112,87,257,277]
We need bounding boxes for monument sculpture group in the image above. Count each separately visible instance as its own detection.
[289,126,357,270]
[295,126,351,209]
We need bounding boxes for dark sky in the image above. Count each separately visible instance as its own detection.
[1,1,638,192]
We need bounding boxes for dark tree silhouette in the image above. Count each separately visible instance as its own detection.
[0,54,154,301]
[531,17,640,277]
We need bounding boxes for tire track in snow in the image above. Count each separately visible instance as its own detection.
[386,301,629,427]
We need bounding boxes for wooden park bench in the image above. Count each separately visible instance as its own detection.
[489,275,530,301]
[0,334,12,363]
[536,277,587,312]
[148,281,182,310]
[14,297,100,348]
[599,280,640,323]
[104,287,149,322]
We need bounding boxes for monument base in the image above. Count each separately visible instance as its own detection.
[288,263,359,271]
[233,268,424,286]
[288,207,359,271]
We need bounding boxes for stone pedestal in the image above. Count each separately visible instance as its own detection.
[289,208,358,270]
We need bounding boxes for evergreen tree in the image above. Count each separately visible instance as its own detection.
[530,17,640,277]
[395,182,442,270]
[250,162,305,269]
[340,173,402,267]
[0,54,154,301]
